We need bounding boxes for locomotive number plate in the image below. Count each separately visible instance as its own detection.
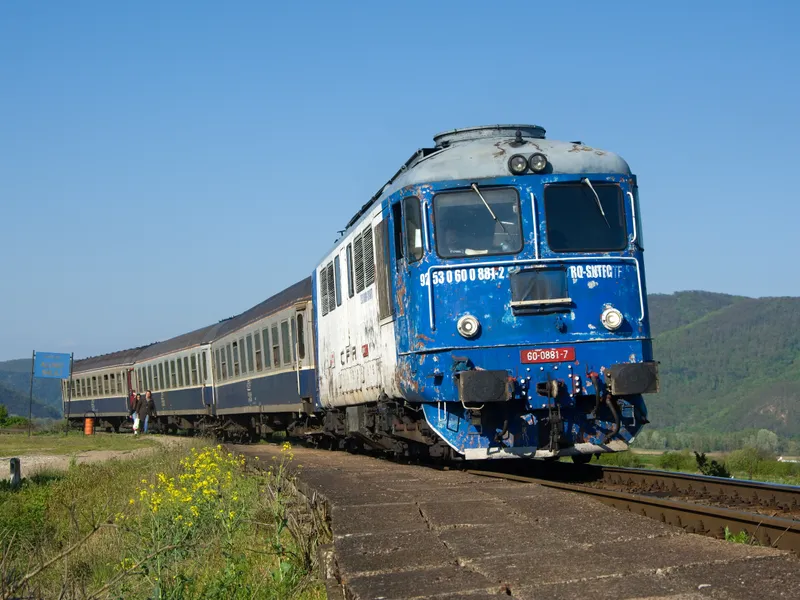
[520,347,576,364]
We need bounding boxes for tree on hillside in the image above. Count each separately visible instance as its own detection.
[750,429,779,455]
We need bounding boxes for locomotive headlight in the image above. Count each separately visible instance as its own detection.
[600,307,624,331]
[457,314,481,338]
[508,154,528,175]
[528,153,548,173]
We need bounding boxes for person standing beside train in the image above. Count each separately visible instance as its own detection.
[144,390,157,434]
[132,393,143,435]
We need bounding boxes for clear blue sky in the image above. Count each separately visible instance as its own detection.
[1,1,798,361]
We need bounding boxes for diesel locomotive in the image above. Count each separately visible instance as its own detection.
[63,124,657,461]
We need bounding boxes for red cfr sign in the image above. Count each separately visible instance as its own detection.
[520,347,576,364]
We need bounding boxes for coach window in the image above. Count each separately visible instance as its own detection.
[190,355,198,385]
[102,374,108,395]
[291,318,297,362]
[271,325,280,366]
[297,314,306,359]
[201,352,208,382]
[147,366,153,391]
[226,344,233,379]
[280,320,291,364]
[183,357,190,386]
[246,335,255,372]
[239,338,247,373]
[177,359,185,387]
[346,243,355,298]
[216,349,224,380]
[110,373,116,395]
[404,196,424,262]
[90,377,97,396]
[544,182,626,252]
[156,365,162,390]
[232,342,240,377]
[169,361,176,388]
[392,203,404,261]
[80,379,86,397]
[254,333,263,371]
[434,187,522,258]
[262,328,271,368]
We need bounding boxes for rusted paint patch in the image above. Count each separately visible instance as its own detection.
[394,270,406,317]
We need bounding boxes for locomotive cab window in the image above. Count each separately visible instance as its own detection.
[404,196,424,263]
[392,203,404,261]
[544,182,627,252]
[434,187,522,258]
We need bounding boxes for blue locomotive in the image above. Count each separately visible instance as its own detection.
[64,124,657,461]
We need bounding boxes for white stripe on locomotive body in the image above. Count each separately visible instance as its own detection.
[316,206,401,409]
[210,299,315,389]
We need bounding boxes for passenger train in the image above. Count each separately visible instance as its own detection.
[63,124,658,461]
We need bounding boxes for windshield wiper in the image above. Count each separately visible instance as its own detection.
[581,178,610,228]
[471,183,509,234]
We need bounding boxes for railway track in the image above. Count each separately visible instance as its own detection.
[465,463,800,554]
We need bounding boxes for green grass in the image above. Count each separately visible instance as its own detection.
[595,448,800,486]
[0,431,156,456]
[724,527,753,544]
[0,440,326,599]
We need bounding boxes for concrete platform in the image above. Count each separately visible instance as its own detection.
[236,444,799,600]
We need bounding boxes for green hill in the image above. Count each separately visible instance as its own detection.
[647,292,800,439]
[0,381,61,420]
[0,359,64,415]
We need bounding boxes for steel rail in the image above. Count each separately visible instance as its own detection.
[592,465,800,511]
[466,469,800,554]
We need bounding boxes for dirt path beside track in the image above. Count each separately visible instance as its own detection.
[1,435,192,479]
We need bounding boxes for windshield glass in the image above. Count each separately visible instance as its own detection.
[544,183,626,252]
[434,187,522,258]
